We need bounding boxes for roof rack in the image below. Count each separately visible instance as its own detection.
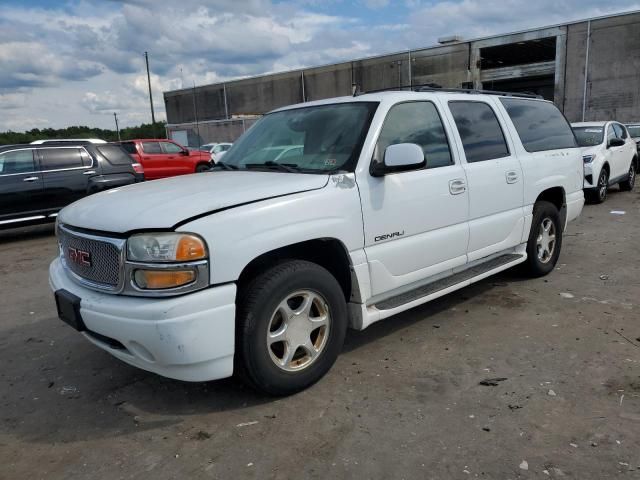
[353,82,542,99]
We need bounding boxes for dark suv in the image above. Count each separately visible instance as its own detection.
[0,142,144,229]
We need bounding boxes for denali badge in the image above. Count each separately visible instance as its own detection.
[374,231,405,242]
[68,247,92,267]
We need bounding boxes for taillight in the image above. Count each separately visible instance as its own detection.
[132,162,144,174]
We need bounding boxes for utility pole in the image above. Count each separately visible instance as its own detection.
[192,81,200,147]
[113,112,121,141]
[144,51,156,132]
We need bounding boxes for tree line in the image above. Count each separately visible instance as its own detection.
[0,122,167,145]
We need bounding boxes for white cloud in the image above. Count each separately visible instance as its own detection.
[1,0,639,131]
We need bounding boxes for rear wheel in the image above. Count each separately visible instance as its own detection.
[619,162,636,191]
[523,201,562,277]
[235,260,348,396]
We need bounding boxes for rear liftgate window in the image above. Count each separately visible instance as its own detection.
[500,98,577,152]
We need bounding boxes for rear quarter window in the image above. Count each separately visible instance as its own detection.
[97,145,134,165]
[120,142,138,154]
[499,98,577,152]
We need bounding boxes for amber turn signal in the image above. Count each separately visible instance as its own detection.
[175,235,207,261]
[134,269,196,290]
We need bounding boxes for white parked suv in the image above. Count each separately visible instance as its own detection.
[571,121,637,203]
[50,90,584,395]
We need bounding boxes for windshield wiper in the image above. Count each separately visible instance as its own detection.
[245,161,301,173]
[211,161,239,171]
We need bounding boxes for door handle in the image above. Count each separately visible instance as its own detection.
[505,170,519,184]
[449,178,467,195]
[83,170,96,175]
[23,176,39,182]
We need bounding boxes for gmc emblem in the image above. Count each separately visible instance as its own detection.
[68,247,92,267]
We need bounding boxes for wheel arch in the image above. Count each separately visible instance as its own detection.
[236,238,357,302]
[534,186,566,230]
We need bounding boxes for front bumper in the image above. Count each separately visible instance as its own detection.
[49,257,236,382]
[583,163,595,188]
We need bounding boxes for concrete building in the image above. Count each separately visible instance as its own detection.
[164,10,640,146]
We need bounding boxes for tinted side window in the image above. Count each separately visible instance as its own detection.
[141,142,163,154]
[97,145,134,165]
[500,98,577,152]
[613,124,627,139]
[0,150,35,174]
[375,101,452,169]
[121,142,137,154]
[40,148,84,170]
[449,101,509,163]
[161,142,184,154]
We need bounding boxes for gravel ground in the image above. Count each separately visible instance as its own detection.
[1,187,639,480]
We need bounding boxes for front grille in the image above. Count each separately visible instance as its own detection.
[58,226,124,289]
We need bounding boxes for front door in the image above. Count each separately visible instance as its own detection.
[445,98,524,262]
[160,141,192,176]
[139,141,169,179]
[359,100,469,297]
[0,148,45,223]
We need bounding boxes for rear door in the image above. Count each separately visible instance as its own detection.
[0,148,46,223]
[445,98,524,262]
[38,147,93,212]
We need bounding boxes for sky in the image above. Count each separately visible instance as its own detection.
[1,0,639,132]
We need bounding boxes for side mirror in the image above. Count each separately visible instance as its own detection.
[371,143,425,177]
[608,137,625,148]
[182,149,190,155]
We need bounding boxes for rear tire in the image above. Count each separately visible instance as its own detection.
[619,162,636,191]
[523,201,562,278]
[235,260,348,396]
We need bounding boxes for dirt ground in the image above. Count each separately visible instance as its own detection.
[1,187,639,480]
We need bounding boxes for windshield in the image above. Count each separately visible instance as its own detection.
[627,125,640,138]
[220,102,378,173]
[572,127,604,147]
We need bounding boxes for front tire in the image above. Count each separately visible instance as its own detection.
[195,163,211,173]
[523,201,562,277]
[588,168,609,204]
[236,260,348,396]
[619,162,636,191]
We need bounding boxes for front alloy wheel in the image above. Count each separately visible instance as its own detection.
[536,218,556,264]
[596,169,609,203]
[267,290,330,372]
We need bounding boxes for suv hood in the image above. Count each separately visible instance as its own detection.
[59,171,329,233]
[579,145,602,157]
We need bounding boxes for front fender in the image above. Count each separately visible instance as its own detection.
[179,175,364,285]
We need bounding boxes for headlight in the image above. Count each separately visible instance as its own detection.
[125,233,209,295]
[127,233,207,262]
[583,154,595,163]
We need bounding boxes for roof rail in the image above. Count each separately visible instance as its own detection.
[354,82,542,99]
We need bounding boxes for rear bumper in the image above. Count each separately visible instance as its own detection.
[49,257,236,382]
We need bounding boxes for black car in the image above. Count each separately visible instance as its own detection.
[0,142,144,229]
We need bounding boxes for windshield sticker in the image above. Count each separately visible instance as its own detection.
[324,158,337,167]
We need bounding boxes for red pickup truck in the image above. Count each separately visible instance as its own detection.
[120,139,212,180]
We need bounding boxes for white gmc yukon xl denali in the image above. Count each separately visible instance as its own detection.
[50,90,585,395]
